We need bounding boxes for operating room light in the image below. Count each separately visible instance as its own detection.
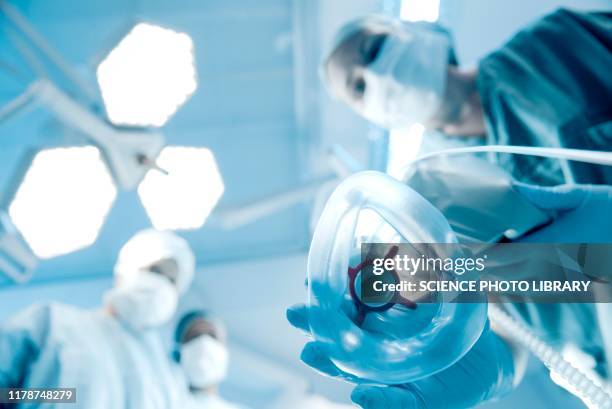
[400,0,440,22]
[386,123,425,180]
[96,23,197,127]
[8,146,117,259]
[138,147,224,230]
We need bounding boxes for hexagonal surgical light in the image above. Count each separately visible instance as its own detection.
[96,23,197,127]
[138,147,224,230]
[9,146,117,259]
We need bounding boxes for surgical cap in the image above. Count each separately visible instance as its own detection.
[326,14,396,60]
[114,229,195,294]
[321,15,457,85]
[174,310,225,342]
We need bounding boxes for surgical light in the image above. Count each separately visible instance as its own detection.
[9,146,117,259]
[400,0,440,22]
[138,147,224,230]
[96,23,197,127]
[386,123,424,180]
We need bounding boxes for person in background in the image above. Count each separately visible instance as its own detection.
[0,229,196,409]
[175,310,247,409]
[323,9,612,186]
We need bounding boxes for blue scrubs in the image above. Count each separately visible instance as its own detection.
[478,9,612,186]
[0,303,188,409]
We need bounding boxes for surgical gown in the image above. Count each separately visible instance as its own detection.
[0,302,189,409]
[478,9,612,186]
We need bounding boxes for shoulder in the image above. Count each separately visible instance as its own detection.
[5,302,88,331]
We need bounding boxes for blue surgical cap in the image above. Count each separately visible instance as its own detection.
[321,14,458,82]
[174,310,226,361]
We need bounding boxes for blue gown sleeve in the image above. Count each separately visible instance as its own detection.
[477,9,612,186]
[0,304,50,388]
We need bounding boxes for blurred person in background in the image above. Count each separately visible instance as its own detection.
[0,229,196,409]
[175,310,247,409]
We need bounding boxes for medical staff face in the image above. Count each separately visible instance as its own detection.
[323,16,486,136]
[106,258,180,331]
[177,314,229,390]
[105,229,196,331]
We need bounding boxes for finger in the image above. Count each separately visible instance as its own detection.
[286,304,311,334]
[289,302,357,344]
[352,385,422,409]
[512,182,585,211]
[301,342,360,383]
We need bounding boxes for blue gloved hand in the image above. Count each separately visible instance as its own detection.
[513,182,612,283]
[287,304,516,409]
[513,182,612,243]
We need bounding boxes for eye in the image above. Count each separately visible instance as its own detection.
[353,77,366,95]
[352,75,366,98]
[360,33,387,65]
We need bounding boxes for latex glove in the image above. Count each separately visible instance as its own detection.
[514,182,612,282]
[513,182,612,243]
[287,304,515,409]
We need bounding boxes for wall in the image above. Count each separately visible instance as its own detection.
[444,0,611,64]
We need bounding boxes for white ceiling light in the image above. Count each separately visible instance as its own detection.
[400,0,440,22]
[138,147,224,230]
[96,23,197,127]
[387,123,425,180]
[9,146,117,259]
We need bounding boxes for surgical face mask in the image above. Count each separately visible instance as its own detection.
[181,335,229,388]
[361,25,449,129]
[105,270,178,331]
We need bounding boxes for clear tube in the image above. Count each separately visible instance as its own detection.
[397,145,612,185]
[413,145,612,167]
[489,304,612,409]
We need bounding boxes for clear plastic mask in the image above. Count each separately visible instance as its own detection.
[307,171,487,384]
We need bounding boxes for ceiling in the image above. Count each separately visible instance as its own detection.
[0,0,324,286]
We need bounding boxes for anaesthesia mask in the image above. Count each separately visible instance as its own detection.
[181,335,229,388]
[105,270,178,331]
[308,171,487,384]
[361,24,450,129]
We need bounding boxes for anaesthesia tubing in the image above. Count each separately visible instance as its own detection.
[489,304,612,409]
[410,145,612,169]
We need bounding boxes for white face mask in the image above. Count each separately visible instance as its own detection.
[361,25,449,129]
[181,335,229,388]
[105,270,178,331]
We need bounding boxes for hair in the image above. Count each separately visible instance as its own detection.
[320,15,457,88]
[173,310,227,362]
[320,14,397,89]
